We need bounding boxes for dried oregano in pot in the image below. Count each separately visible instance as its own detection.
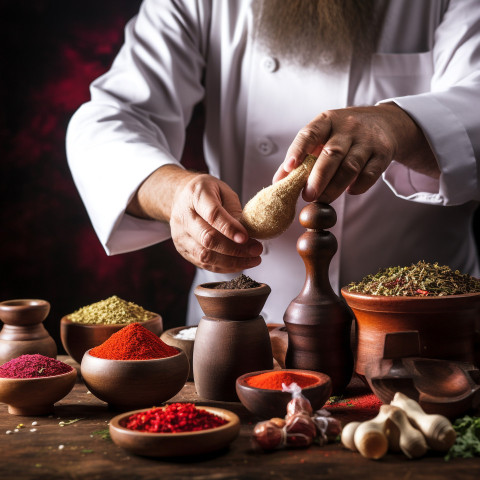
[347,261,480,296]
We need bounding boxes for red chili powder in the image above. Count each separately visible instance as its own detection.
[245,371,320,390]
[125,403,228,433]
[89,323,179,360]
[0,354,73,379]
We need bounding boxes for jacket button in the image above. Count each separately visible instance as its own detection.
[262,56,279,73]
[256,137,275,156]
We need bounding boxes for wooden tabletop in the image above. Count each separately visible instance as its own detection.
[1,357,479,480]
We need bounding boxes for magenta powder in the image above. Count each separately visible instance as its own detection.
[0,354,73,378]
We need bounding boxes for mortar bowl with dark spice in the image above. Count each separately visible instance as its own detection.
[341,288,480,378]
[109,405,240,457]
[0,367,77,416]
[81,349,189,410]
[236,369,332,419]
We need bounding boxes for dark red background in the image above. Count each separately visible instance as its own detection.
[0,0,207,351]
[1,1,479,353]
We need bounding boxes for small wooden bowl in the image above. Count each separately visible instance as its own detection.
[236,369,332,419]
[60,315,163,364]
[109,406,240,457]
[80,349,189,410]
[0,299,50,326]
[0,368,77,415]
[160,326,196,380]
[341,288,480,376]
[194,282,271,320]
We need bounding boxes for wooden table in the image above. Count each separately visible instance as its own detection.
[1,357,479,480]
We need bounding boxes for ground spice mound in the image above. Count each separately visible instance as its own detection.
[89,323,179,360]
[214,274,261,290]
[245,371,320,390]
[347,261,480,296]
[125,403,228,433]
[0,354,73,378]
[68,295,157,325]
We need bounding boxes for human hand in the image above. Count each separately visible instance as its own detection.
[170,173,263,273]
[273,104,438,204]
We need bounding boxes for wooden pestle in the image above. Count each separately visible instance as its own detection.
[241,154,317,239]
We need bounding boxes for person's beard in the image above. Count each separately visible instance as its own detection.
[253,0,378,70]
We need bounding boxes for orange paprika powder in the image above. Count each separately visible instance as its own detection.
[90,323,179,360]
[245,371,320,390]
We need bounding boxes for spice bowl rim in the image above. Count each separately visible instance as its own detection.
[82,347,185,363]
[109,405,241,457]
[341,287,480,301]
[0,367,77,383]
[236,368,332,392]
[60,313,162,329]
[110,405,240,437]
[194,282,271,298]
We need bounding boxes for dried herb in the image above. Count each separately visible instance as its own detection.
[347,261,480,296]
[92,429,111,441]
[68,295,157,325]
[213,274,260,290]
[445,415,480,460]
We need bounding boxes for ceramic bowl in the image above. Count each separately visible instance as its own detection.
[236,369,332,419]
[0,299,50,326]
[160,326,196,380]
[341,288,480,377]
[109,406,240,457]
[60,315,163,364]
[0,368,77,415]
[194,282,271,320]
[80,349,189,410]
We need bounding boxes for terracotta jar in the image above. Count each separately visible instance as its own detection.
[193,282,273,401]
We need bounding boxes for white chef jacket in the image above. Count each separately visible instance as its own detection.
[66,0,480,326]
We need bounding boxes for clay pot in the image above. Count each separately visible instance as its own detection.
[160,326,196,380]
[193,282,273,401]
[0,299,57,365]
[341,288,480,377]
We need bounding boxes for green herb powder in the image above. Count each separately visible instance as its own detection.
[347,261,480,296]
[68,295,156,325]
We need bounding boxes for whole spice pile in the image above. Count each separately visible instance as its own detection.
[68,295,157,325]
[245,371,320,390]
[347,261,480,296]
[0,354,73,378]
[214,274,260,290]
[89,323,179,360]
[125,403,228,433]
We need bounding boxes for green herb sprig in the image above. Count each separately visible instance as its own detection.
[445,415,480,461]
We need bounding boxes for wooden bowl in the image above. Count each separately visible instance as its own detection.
[60,315,163,364]
[0,299,50,326]
[160,326,196,380]
[80,349,189,410]
[0,368,77,415]
[236,369,332,419]
[194,282,271,320]
[341,288,480,377]
[109,406,240,457]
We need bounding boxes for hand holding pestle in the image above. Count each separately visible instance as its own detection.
[240,154,317,239]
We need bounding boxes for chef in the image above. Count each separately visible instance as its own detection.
[66,0,480,326]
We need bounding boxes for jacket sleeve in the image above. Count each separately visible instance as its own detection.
[381,0,480,206]
[66,0,209,254]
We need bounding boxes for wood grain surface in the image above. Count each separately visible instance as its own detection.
[0,357,479,480]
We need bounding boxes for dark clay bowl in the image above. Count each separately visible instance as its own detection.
[0,368,77,415]
[194,282,271,320]
[109,406,240,457]
[60,315,163,364]
[341,288,480,376]
[160,326,196,381]
[236,369,332,419]
[0,299,50,326]
[80,348,189,410]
